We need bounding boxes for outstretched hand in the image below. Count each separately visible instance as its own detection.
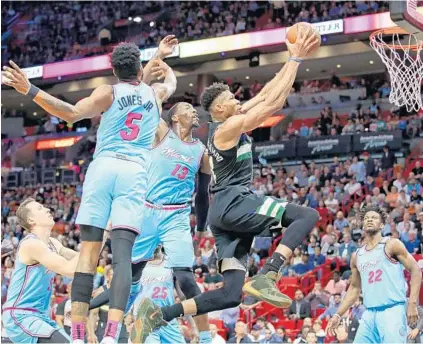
[286,23,321,59]
[2,60,31,95]
[158,35,178,58]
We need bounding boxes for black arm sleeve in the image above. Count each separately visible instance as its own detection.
[195,171,210,232]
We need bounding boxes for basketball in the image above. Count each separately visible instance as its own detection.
[286,24,299,44]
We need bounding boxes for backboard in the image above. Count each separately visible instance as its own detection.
[390,0,423,39]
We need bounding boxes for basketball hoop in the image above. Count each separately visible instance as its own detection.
[370,27,423,112]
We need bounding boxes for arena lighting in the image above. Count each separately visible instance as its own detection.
[150,21,155,27]
[369,60,374,64]
[33,112,37,116]
[245,76,250,80]
[133,17,142,23]
[306,68,310,72]
[128,17,133,21]
[249,51,260,67]
[189,83,193,87]
[337,64,341,68]
[36,137,82,150]
[20,103,23,107]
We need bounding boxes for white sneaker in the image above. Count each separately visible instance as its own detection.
[72,340,84,344]
[100,336,116,344]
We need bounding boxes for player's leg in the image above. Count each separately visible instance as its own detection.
[376,304,407,343]
[353,309,378,343]
[160,207,211,343]
[262,203,319,274]
[72,158,114,343]
[130,229,248,343]
[104,160,148,343]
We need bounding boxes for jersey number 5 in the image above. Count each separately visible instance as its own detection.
[368,269,383,284]
[120,112,143,141]
[171,164,189,180]
[152,286,168,299]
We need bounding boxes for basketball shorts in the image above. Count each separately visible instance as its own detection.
[2,309,71,344]
[145,320,185,344]
[208,185,287,271]
[354,303,407,343]
[131,202,193,268]
[76,155,147,233]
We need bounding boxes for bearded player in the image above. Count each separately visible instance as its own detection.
[326,204,421,343]
[131,22,321,342]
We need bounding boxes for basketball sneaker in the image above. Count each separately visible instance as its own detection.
[242,271,292,308]
[130,298,167,344]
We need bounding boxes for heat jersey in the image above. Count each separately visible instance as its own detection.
[137,257,176,309]
[207,122,253,193]
[3,234,56,315]
[94,82,160,163]
[356,237,407,309]
[145,129,205,204]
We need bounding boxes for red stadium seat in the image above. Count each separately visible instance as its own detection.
[276,319,296,330]
[209,319,224,329]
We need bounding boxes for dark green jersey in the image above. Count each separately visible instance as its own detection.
[207,123,253,193]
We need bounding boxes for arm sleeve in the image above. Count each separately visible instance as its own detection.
[56,300,66,316]
[195,171,210,232]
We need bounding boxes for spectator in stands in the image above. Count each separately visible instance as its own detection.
[305,281,330,312]
[362,152,376,177]
[288,290,312,320]
[338,232,357,265]
[350,296,365,321]
[348,156,366,182]
[325,192,339,214]
[293,326,310,344]
[228,321,252,343]
[309,245,326,266]
[275,327,289,343]
[250,324,263,343]
[398,212,416,233]
[193,256,209,278]
[210,323,226,344]
[55,283,72,335]
[204,264,224,289]
[293,251,314,275]
[324,271,347,295]
[334,212,349,233]
[321,233,339,259]
[412,161,423,179]
[221,306,240,338]
[305,331,318,344]
[403,230,421,254]
[381,145,396,172]
[407,303,423,344]
[312,320,326,343]
[319,293,342,320]
[261,328,282,343]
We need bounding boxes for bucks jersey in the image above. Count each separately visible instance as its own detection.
[207,123,253,193]
[356,237,407,309]
[94,82,160,163]
[3,234,56,315]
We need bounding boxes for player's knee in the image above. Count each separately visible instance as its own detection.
[71,272,94,303]
[174,268,201,298]
[80,225,104,242]
[221,283,242,308]
[304,207,319,224]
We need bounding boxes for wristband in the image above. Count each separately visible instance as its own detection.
[27,84,40,99]
[288,56,304,63]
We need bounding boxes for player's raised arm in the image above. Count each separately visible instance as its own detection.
[214,24,320,149]
[143,35,179,85]
[2,61,112,124]
[19,237,79,278]
[152,61,177,110]
[387,238,422,326]
[326,253,361,336]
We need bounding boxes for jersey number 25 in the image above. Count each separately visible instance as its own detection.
[120,112,143,141]
[151,286,168,299]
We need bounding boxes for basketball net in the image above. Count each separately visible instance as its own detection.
[370,28,423,112]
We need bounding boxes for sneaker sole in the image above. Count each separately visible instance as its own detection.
[243,282,293,308]
[130,299,149,344]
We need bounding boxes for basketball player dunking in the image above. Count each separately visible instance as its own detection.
[131,22,322,342]
[326,205,421,343]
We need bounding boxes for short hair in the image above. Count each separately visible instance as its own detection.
[163,103,181,126]
[200,83,229,112]
[360,204,387,224]
[334,293,342,297]
[16,197,36,230]
[111,42,141,80]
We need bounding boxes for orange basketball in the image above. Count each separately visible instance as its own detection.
[286,23,299,44]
